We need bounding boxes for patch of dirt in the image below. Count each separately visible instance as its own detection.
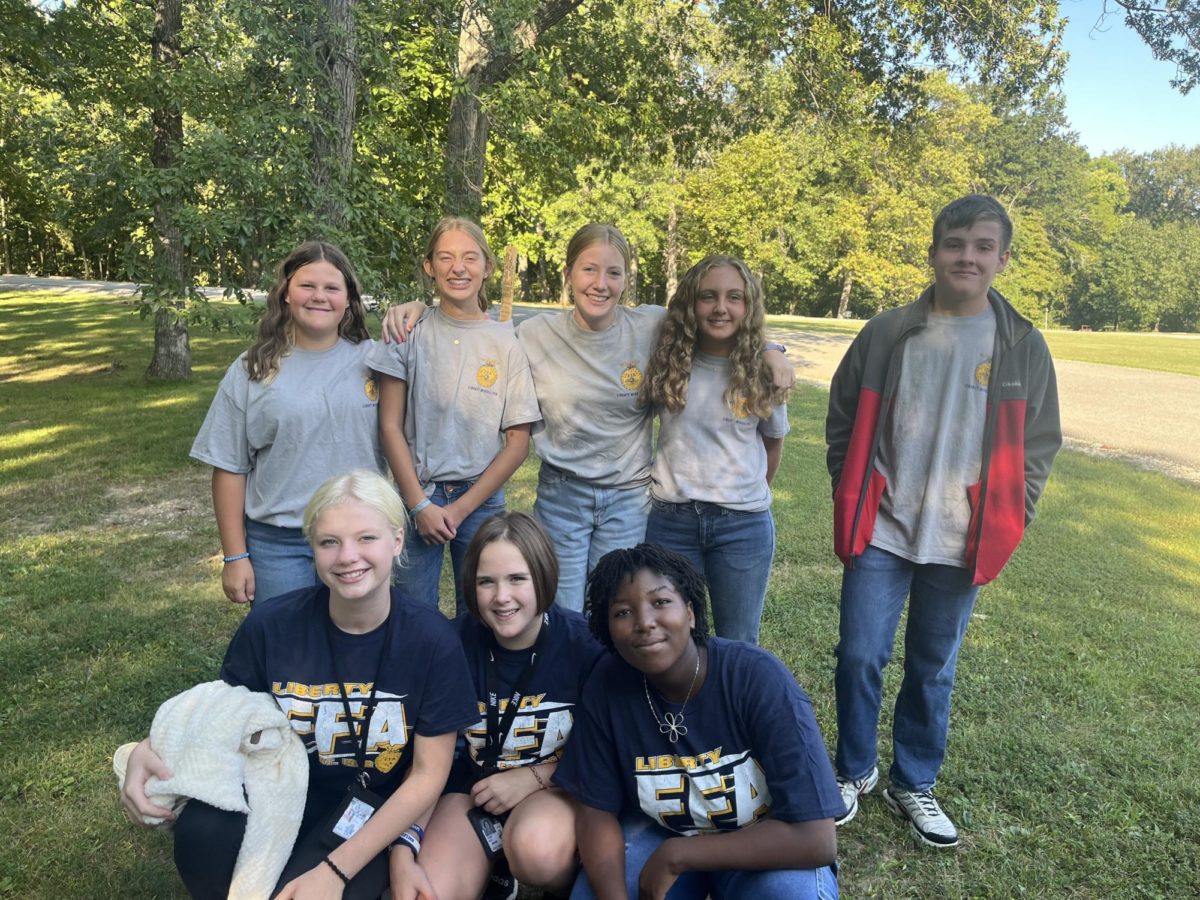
[95,468,213,540]
[1062,438,1200,485]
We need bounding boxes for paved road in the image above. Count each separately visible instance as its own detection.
[5,276,1197,482]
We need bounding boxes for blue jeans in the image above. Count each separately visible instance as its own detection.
[533,464,650,613]
[394,481,506,615]
[569,813,837,900]
[243,518,317,606]
[645,501,775,644]
[834,544,980,791]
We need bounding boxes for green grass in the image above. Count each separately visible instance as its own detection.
[2,290,1199,897]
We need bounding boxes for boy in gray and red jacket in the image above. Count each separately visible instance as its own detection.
[825,194,1061,848]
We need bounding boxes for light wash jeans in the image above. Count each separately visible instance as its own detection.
[834,544,980,791]
[645,500,775,645]
[243,518,317,607]
[533,464,650,613]
[569,813,838,900]
[394,481,505,615]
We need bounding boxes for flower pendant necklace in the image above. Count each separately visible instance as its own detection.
[643,648,701,743]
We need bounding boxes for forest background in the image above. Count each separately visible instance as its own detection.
[3,0,1200,379]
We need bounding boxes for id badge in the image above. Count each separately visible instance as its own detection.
[465,806,506,861]
[321,783,384,849]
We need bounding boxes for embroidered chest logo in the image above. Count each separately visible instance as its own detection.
[477,359,499,388]
[364,376,379,402]
[729,396,750,420]
[620,362,644,391]
[974,361,991,388]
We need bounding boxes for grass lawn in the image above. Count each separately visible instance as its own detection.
[2,290,1199,898]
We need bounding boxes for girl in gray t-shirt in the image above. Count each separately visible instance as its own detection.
[190,241,385,607]
[641,256,791,645]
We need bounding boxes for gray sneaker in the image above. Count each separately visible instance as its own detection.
[883,786,960,848]
[834,766,878,826]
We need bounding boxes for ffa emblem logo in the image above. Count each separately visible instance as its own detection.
[364,376,378,402]
[477,360,498,388]
[730,395,750,420]
[620,363,643,391]
[974,361,991,388]
[374,745,402,774]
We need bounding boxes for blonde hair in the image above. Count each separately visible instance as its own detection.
[302,470,408,549]
[245,242,369,382]
[423,217,496,313]
[641,255,776,418]
[564,223,631,303]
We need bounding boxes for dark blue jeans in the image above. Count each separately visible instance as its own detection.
[243,518,317,606]
[834,545,980,791]
[645,500,775,644]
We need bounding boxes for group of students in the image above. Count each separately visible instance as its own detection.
[119,193,1062,898]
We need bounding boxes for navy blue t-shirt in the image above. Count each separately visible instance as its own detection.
[454,605,605,777]
[221,585,477,795]
[554,637,842,835]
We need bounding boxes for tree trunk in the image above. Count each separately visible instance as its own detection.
[310,0,357,232]
[498,244,518,321]
[146,0,191,380]
[628,242,639,306]
[835,270,854,318]
[665,203,679,302]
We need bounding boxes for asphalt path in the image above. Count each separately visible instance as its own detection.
[5,275,1197,482]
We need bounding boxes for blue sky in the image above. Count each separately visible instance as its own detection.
[1059,3,1200,155]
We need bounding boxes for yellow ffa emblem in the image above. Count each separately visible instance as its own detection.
[374,745,402,774]
[620,363,643,391]
[364,376,379,402]
[974,361,991,388]
[730,395,750,420]
[477,360,498,388]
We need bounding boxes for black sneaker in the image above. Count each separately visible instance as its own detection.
[481,857,519,900]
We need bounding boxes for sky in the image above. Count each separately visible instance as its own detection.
[1059,2,1200,155]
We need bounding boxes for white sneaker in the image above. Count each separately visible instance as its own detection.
[834,766,878,826]
[883,786,960,848]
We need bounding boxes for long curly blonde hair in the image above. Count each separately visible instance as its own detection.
[244,241,369,383]
[641,255,775,418]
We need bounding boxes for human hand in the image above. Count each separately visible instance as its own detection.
[763,346,796,397]
[470,766,539,816]
[120,739,177,823]
[274,860,347,900]
[388,847,439,900]
[638,839,685,900]
[221,557,255,604]
[381,301,427,344]
[414,504,456,545]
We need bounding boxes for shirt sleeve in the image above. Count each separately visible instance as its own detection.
[219,614,269,692]
[366,332,411,381]
[500,335,543,431]
[190,358,253,474]
[759,400,791,439]
[553,664,626,813]
[413,616,480,737]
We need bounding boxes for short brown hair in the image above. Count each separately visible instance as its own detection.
[462,512,559,619]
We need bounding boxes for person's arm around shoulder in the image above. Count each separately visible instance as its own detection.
[761,346,795,395]
[576,803,630,900]
[1021,330,1062,523]
[380,301,429,344]
[212,468,254,604]
[275,730,458,900]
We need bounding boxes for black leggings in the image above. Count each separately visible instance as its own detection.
[173,790,389,900]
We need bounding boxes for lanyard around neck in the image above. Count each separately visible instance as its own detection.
[481,614,548,770]
[324,609,391,788]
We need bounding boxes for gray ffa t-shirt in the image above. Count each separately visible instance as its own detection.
[190,339,385,528]
[872,307,996,566]
[649,351,790,511]
[368,307,541,492]
[517,305,666,488]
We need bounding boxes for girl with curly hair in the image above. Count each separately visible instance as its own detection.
[190,241,386,606]
[640,256,790,644]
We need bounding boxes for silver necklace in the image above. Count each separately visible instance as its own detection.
[643,649,701,743]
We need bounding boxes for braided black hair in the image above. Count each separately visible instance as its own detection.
[584,543,711,651]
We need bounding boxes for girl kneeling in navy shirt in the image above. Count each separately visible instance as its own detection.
[555,544,841,900]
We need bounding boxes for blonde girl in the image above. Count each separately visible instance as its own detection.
[369,218,541,613]
[384,225,795,614]
[641,255,790,644]
[191,241,385,606]
[390,512,604,899]
[120,470,478,899]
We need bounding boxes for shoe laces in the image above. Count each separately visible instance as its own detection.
[909,790,944,818]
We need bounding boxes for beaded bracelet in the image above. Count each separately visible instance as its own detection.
[222,552,251,564]
[529,765,548,790]
[322,856,350,885]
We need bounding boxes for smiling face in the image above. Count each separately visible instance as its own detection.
[473,539,543,650]
[607,567,697,681]
[568,241,628,332]
[285,260,349,349]
[694,264,748,356]
[928,220,1010,315]
[424,227,492,317]
[311,500,403,608]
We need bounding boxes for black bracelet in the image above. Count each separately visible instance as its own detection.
[323,856,351,885]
